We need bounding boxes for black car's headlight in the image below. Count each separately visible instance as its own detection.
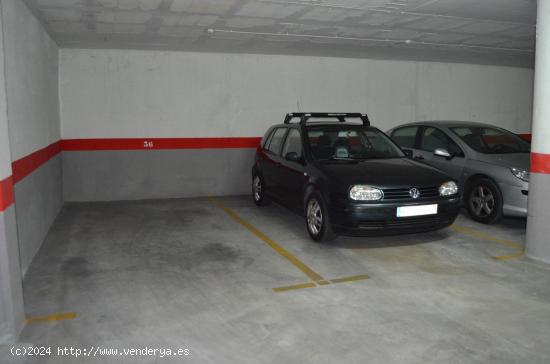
[439,181,458,196]
[511,168,529,182]
[349,185,384,201]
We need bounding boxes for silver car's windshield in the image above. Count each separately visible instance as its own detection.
[307,126,405,160]
[451,126,530,154]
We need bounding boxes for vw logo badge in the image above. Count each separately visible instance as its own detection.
[409,188,420,199]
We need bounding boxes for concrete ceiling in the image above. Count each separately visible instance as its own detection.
[23,0,536,67]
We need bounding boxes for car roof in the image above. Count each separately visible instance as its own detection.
[392,120,499,129]
[272,122,376,128]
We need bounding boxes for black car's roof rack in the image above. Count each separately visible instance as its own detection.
[283,112,370,126]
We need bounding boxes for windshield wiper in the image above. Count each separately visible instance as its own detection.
[318,156,358,162]
[349,155,401,160]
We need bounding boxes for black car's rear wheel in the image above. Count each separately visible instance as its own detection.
[305,192,335,242]
[252,174,269,206]
[466,178,502,224]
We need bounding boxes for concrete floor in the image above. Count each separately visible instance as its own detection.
[2,196,550,363]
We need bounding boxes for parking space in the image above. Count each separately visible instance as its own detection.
[5,196,548,364]
[1,1,550,362]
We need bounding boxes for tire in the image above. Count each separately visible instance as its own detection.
[305,191,335,242]
[252,174,270,206]
[465,177,503,224]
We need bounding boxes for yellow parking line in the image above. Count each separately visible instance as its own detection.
[209,197,370,292]
[493,251,525,261]
[330,274,370,284]
[273,275,370,293]
[451,224,523,250]
[26,312,77,324]
[208,197,324,282]
[273,282,317,292]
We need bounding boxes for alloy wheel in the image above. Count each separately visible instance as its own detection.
[307,199,323,235]
[253,176,262,202]
[469,185,494,217]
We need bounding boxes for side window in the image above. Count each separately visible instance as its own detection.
[267,128,288,155]
[365,129,390,153]
[420,127,463,157]
[281,129,302,157]
[262,129,275,150]
[391,127,418,148]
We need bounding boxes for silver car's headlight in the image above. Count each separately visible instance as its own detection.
[350,185,383,201]
[439,181,458,196]
[511,168,529,182]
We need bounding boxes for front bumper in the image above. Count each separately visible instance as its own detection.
[500,181,528,218]
[330,197,461,236]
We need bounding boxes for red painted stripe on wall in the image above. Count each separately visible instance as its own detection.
[61,137,262,151]
[11,141,61,184]
[531,152,550,174]
[0,176,14,212]
[4,132,535,188]
[7,137,260,190]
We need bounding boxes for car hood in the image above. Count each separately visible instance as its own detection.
[315,158,452,188]
[476,153,530,170]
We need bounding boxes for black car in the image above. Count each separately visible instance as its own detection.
[252,113,461,241]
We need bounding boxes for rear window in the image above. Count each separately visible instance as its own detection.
[451,126,530,154]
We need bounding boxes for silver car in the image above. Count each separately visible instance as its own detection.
[388,121,530,224]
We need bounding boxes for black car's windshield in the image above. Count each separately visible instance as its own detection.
[451,126,530,154]
[307,126,404,160]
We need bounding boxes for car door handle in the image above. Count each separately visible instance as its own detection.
[414,155,424,161]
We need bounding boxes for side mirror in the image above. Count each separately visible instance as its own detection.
[285,152,301,162]
[434,148,452,159]
[402,149,413,158]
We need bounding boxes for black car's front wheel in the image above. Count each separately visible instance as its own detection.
[305,192,335,242]
[466,178,503,224]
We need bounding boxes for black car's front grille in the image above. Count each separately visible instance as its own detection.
[358,215,453,230]
[382,186,439,200]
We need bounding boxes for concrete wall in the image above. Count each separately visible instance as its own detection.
[59,48,534,201]
[62,149,252,201]
[60,49,534,138]
[0,4,24,344]
[13,156,62,273]
[2,0,62,274]
[0,207,24,343]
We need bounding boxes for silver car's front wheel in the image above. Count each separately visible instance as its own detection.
[469,186,494,218]
[466,178,502,224]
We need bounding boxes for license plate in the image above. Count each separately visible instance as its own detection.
[396,204,438,218]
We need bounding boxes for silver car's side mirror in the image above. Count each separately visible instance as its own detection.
[434,148,452,159]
